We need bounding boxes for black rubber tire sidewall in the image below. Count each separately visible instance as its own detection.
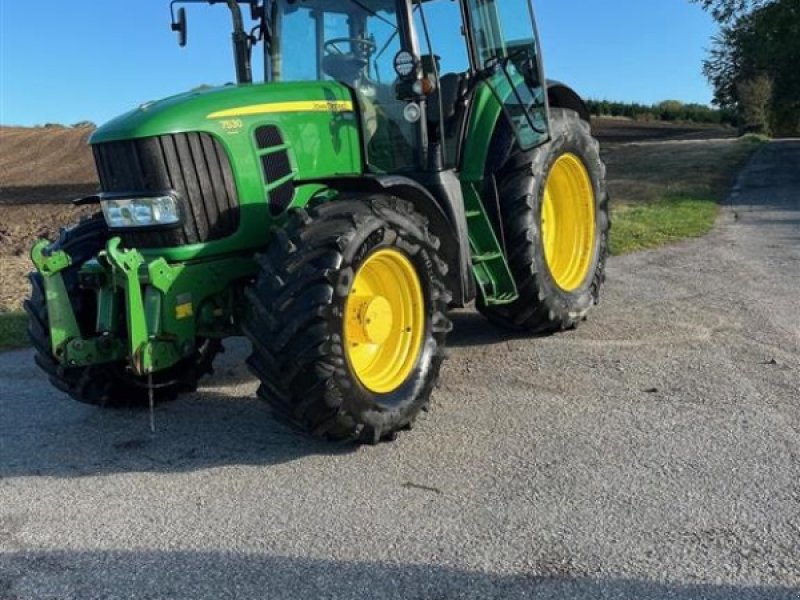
[480,108,609,332]
[529,112,607,315]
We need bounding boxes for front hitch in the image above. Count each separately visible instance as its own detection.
[32,234,254,377]
[31,236,177,374]
[102,238,149,372]
[101,238,186,376]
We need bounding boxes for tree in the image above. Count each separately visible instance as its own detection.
[737,75,773,134]
[698,0,800,135]
[692,0,773,23]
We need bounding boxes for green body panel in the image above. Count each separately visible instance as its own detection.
[460,82,506,184]
[92,82,363,263]
[460,70,547,181]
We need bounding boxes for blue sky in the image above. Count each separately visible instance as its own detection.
[0,1,718,126]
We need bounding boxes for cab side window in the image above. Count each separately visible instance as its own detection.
[412,1,470,76]
[413,0,472,167]
[467,0,548,150]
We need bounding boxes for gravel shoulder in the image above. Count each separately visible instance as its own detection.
[0,141,798,599]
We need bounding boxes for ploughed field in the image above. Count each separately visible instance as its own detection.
[0,119,735,312]
[0,127,97,311]
[591,117,736,144]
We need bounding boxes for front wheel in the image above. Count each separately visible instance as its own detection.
[243,196,452,444]
[479,108,610,332]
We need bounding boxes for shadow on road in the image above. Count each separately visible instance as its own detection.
[0,388,357,479]
[1,550,797,600]
[0,312,549,480]
[0,340,357,479]
[0,317,553,480]
[725,141,800,247]
[447,311,555,348]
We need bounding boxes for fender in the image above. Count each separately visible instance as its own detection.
[317,174,474,307]
[462,80,591,181]
[547,80,591,123]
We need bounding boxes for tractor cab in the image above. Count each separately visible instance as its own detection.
[172,0,551,173]
[267,0,423,172]
[262,0,550,172]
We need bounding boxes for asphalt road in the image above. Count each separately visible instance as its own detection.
[1,141,799,600]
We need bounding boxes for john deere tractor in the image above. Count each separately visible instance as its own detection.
[28,0,608,443]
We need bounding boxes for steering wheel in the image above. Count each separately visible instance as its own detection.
[324,37,377,59]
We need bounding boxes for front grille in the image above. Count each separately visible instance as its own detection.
[93,133,240,248]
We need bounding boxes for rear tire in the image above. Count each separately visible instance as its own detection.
[25,215,220,407]
[243,195,451,444]
[479,108,609,332]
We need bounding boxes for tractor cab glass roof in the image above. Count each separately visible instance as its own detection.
[269,1,404,80]
[268,0,420,172]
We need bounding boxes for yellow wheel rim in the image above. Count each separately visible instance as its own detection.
[541,153,597,292]
[344,249,425,394]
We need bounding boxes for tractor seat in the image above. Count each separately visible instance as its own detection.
[322,54,368,85]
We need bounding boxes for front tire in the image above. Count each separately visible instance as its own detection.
[479,108,609,332]
[243,195,451,444]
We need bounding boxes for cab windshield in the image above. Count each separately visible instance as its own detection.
[269,0,417,172]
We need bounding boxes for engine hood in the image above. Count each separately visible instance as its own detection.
[90,81,356,144]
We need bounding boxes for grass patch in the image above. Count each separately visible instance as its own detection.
[610,197,718,255]
[739,133,771,144]
[603,137,766,255]
[0,312,28,350]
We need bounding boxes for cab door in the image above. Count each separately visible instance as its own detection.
[465,0,549,150]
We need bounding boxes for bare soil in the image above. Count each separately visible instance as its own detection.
[0,125,95,179]
[603,139,759,205]
[592,117,736,145]
[1,127,98,310]
[0,120,737,312]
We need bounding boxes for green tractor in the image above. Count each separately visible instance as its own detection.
[27,0,608,443]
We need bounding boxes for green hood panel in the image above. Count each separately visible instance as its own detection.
[90,79,362,186]
[91,81,357,143]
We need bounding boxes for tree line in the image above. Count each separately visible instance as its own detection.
[586,99,735,125]
[694,0,799,136]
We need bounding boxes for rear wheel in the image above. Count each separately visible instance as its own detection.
[479,108,609,332]
[243,195,451,444]
[25,215,220,407]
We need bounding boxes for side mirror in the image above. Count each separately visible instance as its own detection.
[250,1,263,21]
[171,7,187,47]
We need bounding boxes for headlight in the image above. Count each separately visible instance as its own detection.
[101,195,181,229]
